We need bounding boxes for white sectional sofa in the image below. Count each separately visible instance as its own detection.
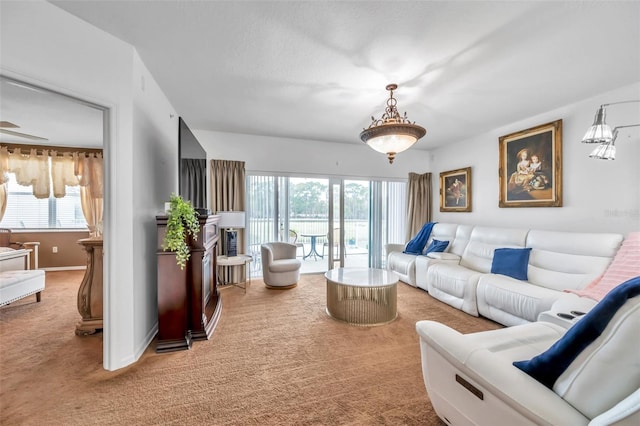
[386,223,623,326]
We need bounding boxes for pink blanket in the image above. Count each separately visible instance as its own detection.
[566,232,640,301]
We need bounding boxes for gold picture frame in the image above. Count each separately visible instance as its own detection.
[499,119,562,208]
[440,167,472,212]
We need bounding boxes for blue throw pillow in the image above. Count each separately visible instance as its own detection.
[513,276,640,389]
[424,239,449,255]
[491,247,531,280]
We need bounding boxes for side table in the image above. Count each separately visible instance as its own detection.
[217,254,252,293]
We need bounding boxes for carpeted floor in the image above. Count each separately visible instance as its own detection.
[0,271,501,425]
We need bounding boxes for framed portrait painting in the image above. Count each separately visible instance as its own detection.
[499,119,562,208]
[440,167,472,212]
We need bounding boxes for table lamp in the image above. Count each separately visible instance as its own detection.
[217,211,245,257]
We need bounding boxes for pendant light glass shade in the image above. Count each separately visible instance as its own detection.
[582,105,613,144]
[589,141,616,160]
[360,84,426,164]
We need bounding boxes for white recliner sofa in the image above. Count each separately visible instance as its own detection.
[475,229,622,326]
[415,278,640,426]
[386,223,623,326]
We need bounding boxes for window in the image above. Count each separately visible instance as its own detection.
[1,172,87,229]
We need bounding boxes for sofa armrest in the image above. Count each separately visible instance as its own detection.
[0,248,31,272]
[537,293,598,329]
[385,243,405,256]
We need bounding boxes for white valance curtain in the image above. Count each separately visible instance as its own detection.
[0,146,103,234]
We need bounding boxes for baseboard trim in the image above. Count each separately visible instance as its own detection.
[41,266,87,272]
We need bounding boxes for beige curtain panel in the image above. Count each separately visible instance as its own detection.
[211,159,246,280]
[0,183,7,222]
[406,172,432,241]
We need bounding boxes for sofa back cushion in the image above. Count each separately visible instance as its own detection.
[526,230,623,291]
[460,226,529,273]
[422,223,459,255]
[450,225,473,257]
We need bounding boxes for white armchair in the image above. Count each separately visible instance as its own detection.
[415,283,640,426]
[260,242,301,289]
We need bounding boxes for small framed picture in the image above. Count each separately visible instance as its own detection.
[499,119,562,208]
[440,167,472,212]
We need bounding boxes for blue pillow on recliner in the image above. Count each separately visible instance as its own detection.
[513,276,640,389]
[424,239,449,255]
[491,247,531,280]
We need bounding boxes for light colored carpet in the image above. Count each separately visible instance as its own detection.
[0,271,501,425]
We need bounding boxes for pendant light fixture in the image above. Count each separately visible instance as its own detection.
[359,84,426,164]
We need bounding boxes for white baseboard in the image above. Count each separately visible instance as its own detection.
[41,266,87,272]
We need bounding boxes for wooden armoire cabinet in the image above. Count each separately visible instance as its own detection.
[156,214,221,352]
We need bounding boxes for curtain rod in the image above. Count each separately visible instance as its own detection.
[0,143,103,156]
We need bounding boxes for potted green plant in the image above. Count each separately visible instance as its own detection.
[162,193,200,269]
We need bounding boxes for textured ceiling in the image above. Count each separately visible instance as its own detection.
[7,1,640,149]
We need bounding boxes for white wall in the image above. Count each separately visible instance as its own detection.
[1,1,177,370]
[431,82,640,236]
[194,130,432,181]
[131,53,179,353]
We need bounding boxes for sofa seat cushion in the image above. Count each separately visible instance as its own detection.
[477,274,562,326]
[0,269,45,306]
[427,263,482,316]
[268,259,301,273]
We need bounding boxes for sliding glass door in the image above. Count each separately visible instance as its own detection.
[246,174,406,277]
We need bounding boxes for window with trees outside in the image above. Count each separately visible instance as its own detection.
[246,174,406,276]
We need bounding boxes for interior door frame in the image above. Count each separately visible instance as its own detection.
[327,178,345,269]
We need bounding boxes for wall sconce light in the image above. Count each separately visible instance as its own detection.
[359,84,426,164]
[582,100,640,159]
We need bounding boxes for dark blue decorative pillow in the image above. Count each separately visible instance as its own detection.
[513,276,640,389]
[424,239,449,255]
[491,247,531,280]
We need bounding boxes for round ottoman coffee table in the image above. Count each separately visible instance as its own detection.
[325,267,399,326]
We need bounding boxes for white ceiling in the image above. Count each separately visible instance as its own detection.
[0,77,104,148]
[7,1,640,150]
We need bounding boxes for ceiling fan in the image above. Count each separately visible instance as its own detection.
[0,121,49,141]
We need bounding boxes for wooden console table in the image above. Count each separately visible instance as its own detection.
[76,237,103,335]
